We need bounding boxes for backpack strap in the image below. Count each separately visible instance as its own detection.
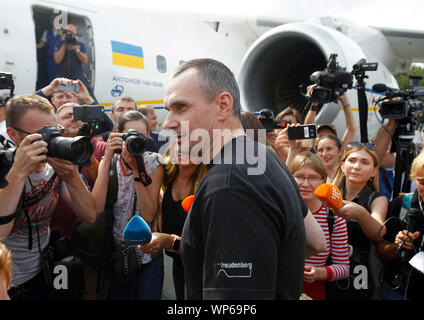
[105,155,120,209]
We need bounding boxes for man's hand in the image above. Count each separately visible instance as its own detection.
[9,134,48,179]
[47,157,80,183]
[72,79,94,105]
[67,45,79,51]
[41,77,73,97]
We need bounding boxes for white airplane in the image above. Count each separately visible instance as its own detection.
[1,1,424,141]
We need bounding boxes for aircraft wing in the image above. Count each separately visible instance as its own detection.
[375,26,424,62]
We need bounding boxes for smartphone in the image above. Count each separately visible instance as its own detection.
[58,83,80,93]
[288,124,317,140]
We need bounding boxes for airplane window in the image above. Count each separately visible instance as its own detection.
[156,55,167,73]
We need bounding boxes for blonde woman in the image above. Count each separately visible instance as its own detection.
[0,242,12,300]
[331,142,388,299]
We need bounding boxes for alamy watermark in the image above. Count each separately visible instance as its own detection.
[156,121,268,175]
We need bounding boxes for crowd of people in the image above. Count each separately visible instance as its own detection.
[0,56,423,301]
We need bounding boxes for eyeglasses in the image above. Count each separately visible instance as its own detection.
[12,125,65,136]
[346,141,376,151]
[293,175,324,183]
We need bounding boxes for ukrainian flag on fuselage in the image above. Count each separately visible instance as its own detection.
[111,40,144,69]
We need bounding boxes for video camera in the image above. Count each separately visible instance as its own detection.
[373,83,424,121]
[114,129,147,156]
[0,72,14,106]
[74,105,107,137]
[61,28,77,46]
[309,54,353,104]
[0,126,93,188]
[374,83,424,140]
[257,109,291,132]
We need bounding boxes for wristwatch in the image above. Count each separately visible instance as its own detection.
[172,235,181,251]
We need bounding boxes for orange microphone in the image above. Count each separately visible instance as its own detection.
[181,195,195,213]
[314,183,344,211]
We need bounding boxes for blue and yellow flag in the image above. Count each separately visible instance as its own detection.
[111,40,144,69]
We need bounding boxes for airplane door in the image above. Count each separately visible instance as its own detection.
[0,2,37,94]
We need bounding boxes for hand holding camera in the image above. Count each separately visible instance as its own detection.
[10,134,48,179]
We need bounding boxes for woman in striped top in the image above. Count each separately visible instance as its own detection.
[289,152,350,300]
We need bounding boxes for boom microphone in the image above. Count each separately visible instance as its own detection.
[314,183,344,211]
[123,215,152,245]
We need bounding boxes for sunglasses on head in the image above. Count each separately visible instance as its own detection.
[346,141,376,151]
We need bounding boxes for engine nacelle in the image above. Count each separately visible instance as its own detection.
[238,21,398,140]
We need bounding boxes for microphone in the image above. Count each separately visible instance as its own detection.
[372,83,389,93]
[314,183,344,211]
[181,195,194,213]
[372,83,409,98]
[123,215,152,245]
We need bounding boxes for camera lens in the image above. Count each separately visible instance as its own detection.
[70,137,93,165]
[126,135,145,156]
[48,136,93,166]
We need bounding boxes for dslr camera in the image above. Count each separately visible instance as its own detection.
[115,129,146,156]
[309,54,353,104]
[61,28,77,45]
[257,109,291,132]
[0,127,93,188]
[38,126,93,166]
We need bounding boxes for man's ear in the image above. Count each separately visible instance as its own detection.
[6,126,18,145]
[216,91,233,121]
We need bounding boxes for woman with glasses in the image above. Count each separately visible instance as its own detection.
[289,152,350,300]
[331,142,388,299]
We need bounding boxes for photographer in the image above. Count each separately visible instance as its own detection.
[92,110,164,300]
[377,151,424,300]
[53,24,88,80]
[50,102,99,238]
[0,94,96,300]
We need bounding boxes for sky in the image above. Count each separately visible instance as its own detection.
[109,0,424,31]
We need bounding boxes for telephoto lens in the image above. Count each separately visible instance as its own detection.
[38,127,93,166]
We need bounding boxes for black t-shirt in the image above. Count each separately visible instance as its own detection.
[180,135,307,300]
[162,183,188,259]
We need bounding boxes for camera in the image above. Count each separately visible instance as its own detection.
[74,105,106,137]
[115,129,146,156]
[61,28,77,45]
[0,141,14,188]
[257,109,291,132]
[374,83,424,141]
[352,59,378,74]
[38,126,93,166]
[0,72,14,106]
[309,54,353,104]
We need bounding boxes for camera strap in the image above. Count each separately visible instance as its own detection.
[19,173,58,250]
[134,155,152,186]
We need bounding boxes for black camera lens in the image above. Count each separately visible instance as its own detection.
[126,135,145,156]
[48,136,93,166]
